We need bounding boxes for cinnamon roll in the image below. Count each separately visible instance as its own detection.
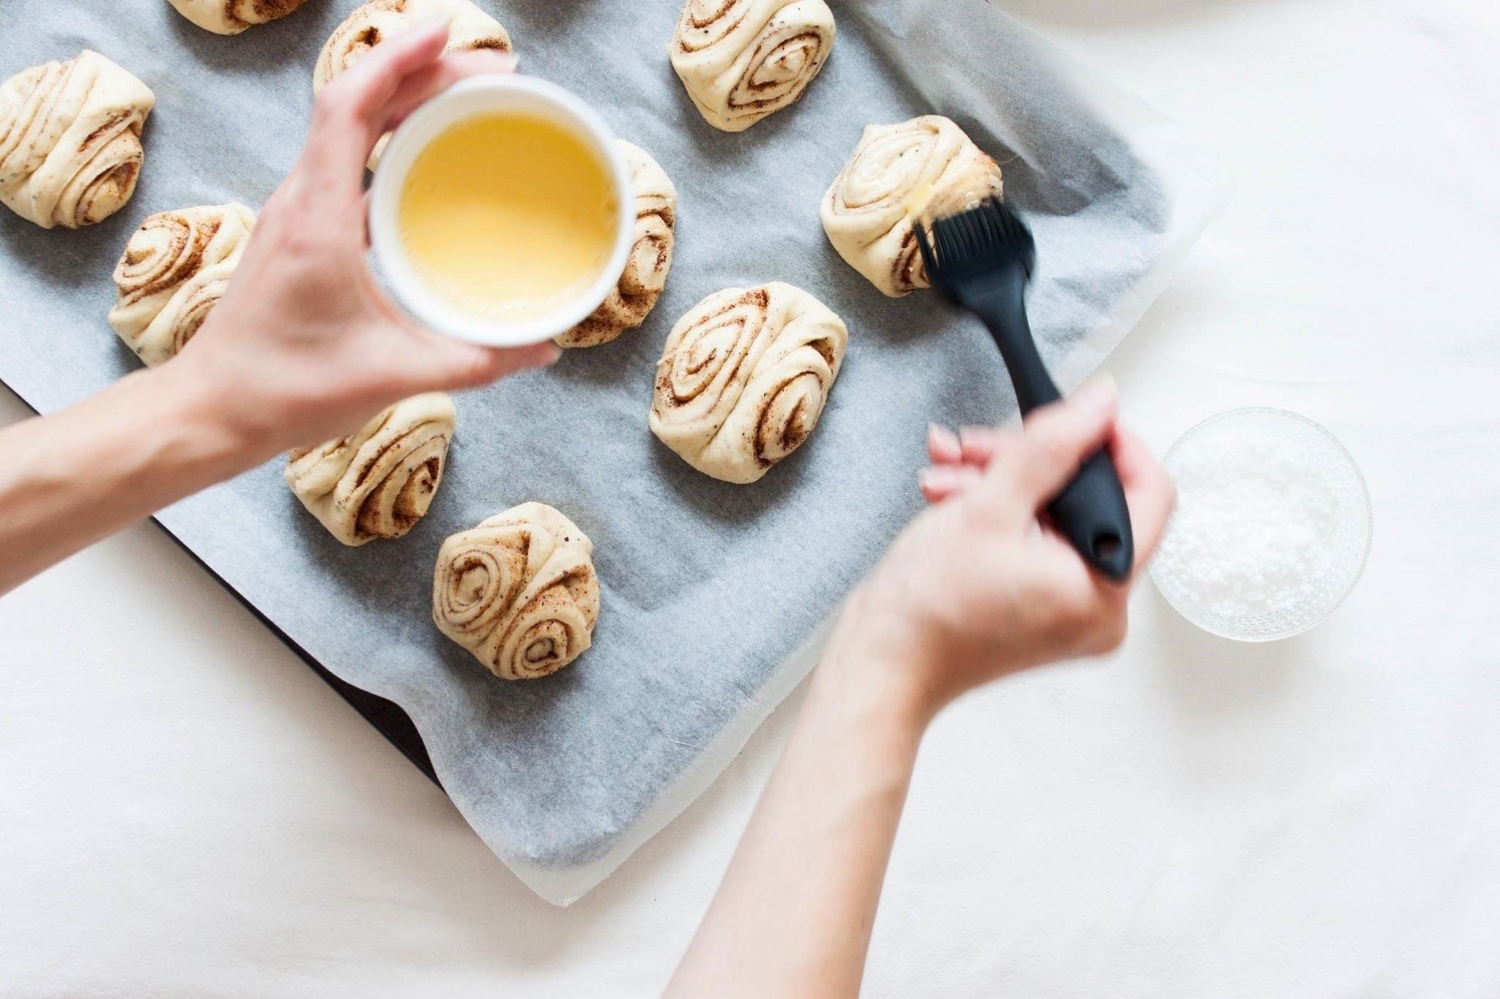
[108,203,256,367]
[432,503,600,681]
[167,0,310,34]
[821,116,1004,297]
[0,51,154,229]
[286,394,457,546]
[557,141,677,349]
[315,0,512,166]
[650,282,848,484]
[669,0,836,133]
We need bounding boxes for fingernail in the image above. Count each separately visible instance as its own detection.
[957,425,995,448]
[507,343,559,372]
[920,466,958,490]
[927,422,958,447]
[1072,376,1118,414]
[488,50,520,72]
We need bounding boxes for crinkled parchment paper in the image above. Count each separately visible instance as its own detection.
[0,0,1227,903]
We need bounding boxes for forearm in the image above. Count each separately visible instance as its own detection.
[0,360,270,595]
[667,596,933,999]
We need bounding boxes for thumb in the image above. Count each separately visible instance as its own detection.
[423,339,561,391]
[998,377,1119,508]
[306,17,453,187]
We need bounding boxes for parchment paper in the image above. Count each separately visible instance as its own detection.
[0,0,1228,904]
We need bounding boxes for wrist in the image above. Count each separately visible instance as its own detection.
[813,589,948,738]
[143,356,284,479]
[162,322,307,459]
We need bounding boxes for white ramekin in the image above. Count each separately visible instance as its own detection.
[368,75,633,347]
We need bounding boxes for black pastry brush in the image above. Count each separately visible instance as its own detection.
[915,196,1134,581]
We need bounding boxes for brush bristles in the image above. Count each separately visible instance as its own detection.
[917,197,1032,286]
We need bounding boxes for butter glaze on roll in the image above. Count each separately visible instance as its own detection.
[167,0,310,34]
[557,140,677,349]
[669,0,835,133]
[314,0,513,167]
[286,394,457,546]
[109,203,256,367]
[432,503,600,681]
[0,51,154,229]
[821,115,1004,297]
[651,282,848,484]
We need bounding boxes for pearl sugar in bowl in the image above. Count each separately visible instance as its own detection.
[1150,408,1373,642]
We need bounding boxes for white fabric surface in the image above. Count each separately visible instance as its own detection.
[3,0,1498,994]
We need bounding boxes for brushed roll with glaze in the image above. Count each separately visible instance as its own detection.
[669,0,835,133]
[821,115,1004,297]
[286,394,457,546]
[315,0,512,166]
[433,503,600,681]
[651,282,848,484]
[108,203,256,367]
[0,51,154,229]
[557,140,677,349]
[167,0,310,34]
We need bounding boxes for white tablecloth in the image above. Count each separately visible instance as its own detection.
[3,0,1498,994]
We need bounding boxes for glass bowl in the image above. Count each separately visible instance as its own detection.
[1150,407,1373,642]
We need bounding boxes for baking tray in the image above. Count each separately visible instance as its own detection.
[0,0,1229,904]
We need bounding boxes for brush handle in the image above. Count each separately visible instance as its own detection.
[966,278,1135,582]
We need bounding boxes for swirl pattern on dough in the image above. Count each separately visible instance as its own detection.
[314,0,511,166]
[557,141,677,349]
[650,282,848,484]
[432,503,600,681]
[669,0,835,133]
[0,51,154,229]
[286,394,457,546]
[167,0,309,34]
[108,203,256,367]
[821,115,1004,297]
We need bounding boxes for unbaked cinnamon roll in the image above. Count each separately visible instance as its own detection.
[315,0,512,165]
[557,141,677,349]
[108,203,256,367]
[432,503,600,681]
[821,116,1004,297]
[167,0,310,34]
[286,394,457,546]
[669,0,836,133]
[650,282,848,484]
[0,51,154,229]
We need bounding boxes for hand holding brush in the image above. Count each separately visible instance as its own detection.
[915,196,1135,581]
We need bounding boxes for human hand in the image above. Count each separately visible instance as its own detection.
[165,19,558,455]
[833,379,1176,718]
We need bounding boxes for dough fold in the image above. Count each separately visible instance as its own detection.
[167,0,309,34]
[669,0,835,133]
[432,503,600,681]
[286,394,457,546]
[557,140,677,349]
[651,282,848,484]
[0,51,154,229]
[315,0,512,165]
[821,115,1004,297]
[108,203,256,367]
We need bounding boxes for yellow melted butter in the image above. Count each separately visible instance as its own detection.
[399,113,618,323]
[901,182,935,216]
